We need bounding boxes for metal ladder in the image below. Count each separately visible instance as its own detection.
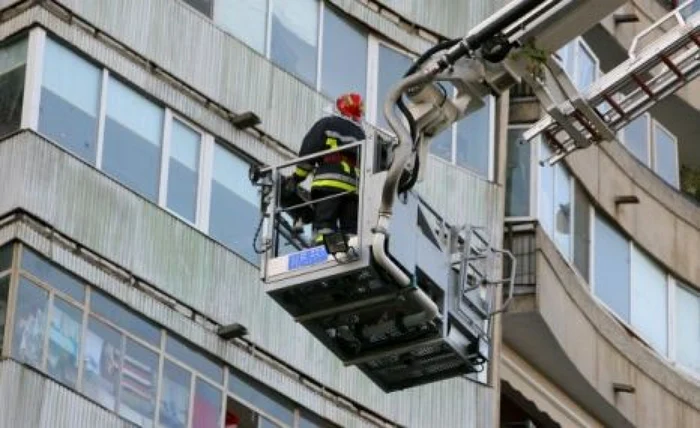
[523,0,700,165]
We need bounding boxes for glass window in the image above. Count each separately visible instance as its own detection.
[0,243,11,272]
[455,97,491,177]
[226,397,260,428]
[676,284,700,374]
[553,164,572,257]
[12,278,49,368]
[82,316,123,411]
[0,276,10,353]
[103,77,164,201]
[321,6,367,99]
[192,378,222,428]
[594,215,630,321]
[47,297,82,388]
[430,124,453,162]
[182,0,213,17]
[166,335,223,383]
[376,45,412,130]
[260,417,282,428]
[21,247,85,302]
[39,38,101,165]
[118,339,159,426]
[538,143,555,235]
[0,37,27,138]
[270,0,319,86]
[622,115,649,165]
[160,359,192,428]
[215,0,267,53]
[209,143,260,264]
[167,119,201,222]
[505,128,531,217]
[90,290,160,346]
[653,122,678,187]
[573,184,590,281]
[229,371,294,426]
[630,247,667,354]
[576,43,596,90]
[300,411,335,428]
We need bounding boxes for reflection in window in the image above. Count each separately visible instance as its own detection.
[0,276,9,353]
[538,143,555,235]
[13,278,48,368]
[226,396,260,428]
[455,97,491,177]
[47,297,82,388]
[82,316,122,411]
[653,122,678,187]
[167,119,201,222]
[22,247,85,302]
[215,0,267,53]
[160,360,192,428]
[270,0,318,86]
[103,77,164,201]
[91,290,160,346]
[376,45,412,129]
[0,37,27,137]
[622,115,649,165]
[576,44,596,90]
[182,0,213,17]
[505,129,530,217]
[0,243,11,272]
[630,247,667,354]
[594,215,630,321]
[321,5,367,99]
[166,335,223,383]
[39,38,101,164]
[119,339,159,426]
[676,284,700,374]
[573,184,590,281]
[553,164,572,257]
[430,124,453,162]
[229,370,295,426]
[193,378,222,428]
[209,143,260,264]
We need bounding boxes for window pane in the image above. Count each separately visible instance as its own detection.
[553,164,572,258]
[622,115,649,165]
[167,119,200,222]
[165,335,223,383]
[90,290,160,346]
[0,38,27,138]
[376,45,412,129]
[0,276,10,354]
[300,411,336,428]
[119,339,158,426]
[594,215,630,321]
[576,43,596,90]
[160,359,192,428]
[538,143,555,235]
[82,316,122,411]
[260,416,282,428]
[630,247,667,354]
[573,184,590,281]
[430,126,453,162]
[182,0,212,17]
[229,371,294,426]
[321,6,367,99]
[47,297,82,388]
[455,97,491,177]
[215,0,267,53]
[209,143,260,264]
[0,243,11,272]
[193,378,222,428]
[39,38,101,164]
[21,247,85,302]
[270,0,318,86]
[653,123,678,187]
[676,285,700,374]
[13,278,48,368]
[505,128,530,217]
[103,77,164,201]
[226,396,259,428]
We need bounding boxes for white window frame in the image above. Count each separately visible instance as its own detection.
[618,112,652,167]
[21,28,45,131]
[651,119,680,187]
[505,124,538,221]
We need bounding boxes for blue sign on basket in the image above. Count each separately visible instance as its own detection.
[288,246,329,270]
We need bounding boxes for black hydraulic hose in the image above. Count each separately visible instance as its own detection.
[465,0,544,50]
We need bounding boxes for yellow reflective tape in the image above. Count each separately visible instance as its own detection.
[340,160,351,173]
[325,137,338,149]
[311,180,357,192]
[294,167,310,177]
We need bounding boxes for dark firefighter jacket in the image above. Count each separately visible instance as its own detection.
[294,115,366,192]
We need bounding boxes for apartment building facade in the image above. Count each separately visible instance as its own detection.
[0,0,697,427]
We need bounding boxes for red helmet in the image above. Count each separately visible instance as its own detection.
[336,92,364,121]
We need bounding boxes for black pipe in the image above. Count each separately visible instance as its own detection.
[465,0,545,50]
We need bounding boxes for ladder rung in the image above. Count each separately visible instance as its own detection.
[659,53,685,79]
[631,73,655,98]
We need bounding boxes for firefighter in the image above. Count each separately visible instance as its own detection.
[290,92,366,244]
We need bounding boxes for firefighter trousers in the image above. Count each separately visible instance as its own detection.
[311,187,358,238]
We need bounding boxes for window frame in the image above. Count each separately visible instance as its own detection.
[505,124,538,221]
